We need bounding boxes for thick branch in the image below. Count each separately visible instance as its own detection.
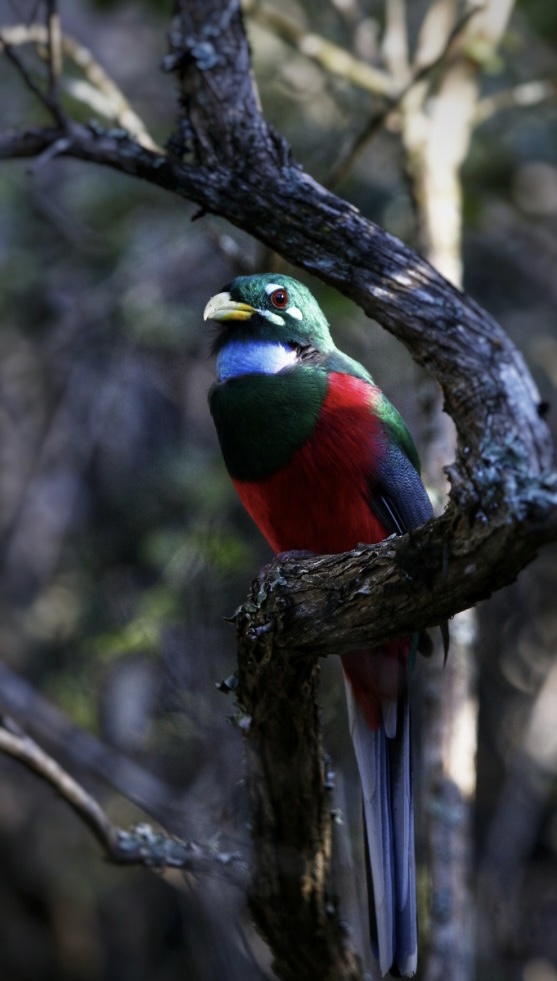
[235,649,362,981]
[234,486,557,657]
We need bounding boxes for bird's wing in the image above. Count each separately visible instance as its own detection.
[371,440,433,535]
[371,402,434,535]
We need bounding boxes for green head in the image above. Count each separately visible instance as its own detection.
[204,273,336,355]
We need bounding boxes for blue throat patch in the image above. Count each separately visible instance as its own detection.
[217,338,298,381]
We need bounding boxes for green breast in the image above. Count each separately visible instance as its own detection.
[209,366,327,481]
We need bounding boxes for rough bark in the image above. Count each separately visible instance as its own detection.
[235,624,361,981]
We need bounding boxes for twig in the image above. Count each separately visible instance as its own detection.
[0,23,160,151]
[0,714,244,875]
[0,27,62,122]
[0,659,179,819]
[246,0,396,98]
[45,0,62,106]
[28,132,72,169]
[475,78,557,124]
[0,714,119,852]
[382,0,410,85]
[326,2,481,188]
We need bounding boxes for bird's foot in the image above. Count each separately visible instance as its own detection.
[258,549,316,579]
[277,549,316,562]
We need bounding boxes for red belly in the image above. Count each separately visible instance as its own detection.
[232,372,408,731]
[232,372,388,554]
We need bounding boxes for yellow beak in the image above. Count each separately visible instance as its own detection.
[203,292,255,322]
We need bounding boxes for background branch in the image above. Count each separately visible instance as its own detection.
[45,0,62,107]
[246,0,395,97]
[389,4,516,977]
[0,713,245,877]
[0,28,61,121]
[475,78,557,123]
[0,22,159,150]
[0,660,184,821]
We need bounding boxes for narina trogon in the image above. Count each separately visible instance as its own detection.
[204,273,438,978]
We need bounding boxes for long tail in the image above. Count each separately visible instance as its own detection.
[343,656,417,978]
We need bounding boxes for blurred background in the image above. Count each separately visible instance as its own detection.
[0,1,556,979]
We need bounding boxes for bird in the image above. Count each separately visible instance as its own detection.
[204,273,436,977]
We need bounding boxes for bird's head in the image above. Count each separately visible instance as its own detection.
[203,274,335,381]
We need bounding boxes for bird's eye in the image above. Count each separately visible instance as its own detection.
[270,287,289,309]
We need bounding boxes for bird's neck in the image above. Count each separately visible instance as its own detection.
[216,338,298,382]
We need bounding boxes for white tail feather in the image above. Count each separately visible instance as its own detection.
[345,680,417,977]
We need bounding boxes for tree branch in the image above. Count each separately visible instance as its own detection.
[475,78,557,124]
[0,660,183,820]
[245,0,396,98]
[0,29,62,123]
[45,0,63,108]
[327,2,481,187]
[236,477,557,654]
[0,23,159,150]
[0,714,244,877]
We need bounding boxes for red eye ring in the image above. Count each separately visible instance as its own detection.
[270,287,289,309]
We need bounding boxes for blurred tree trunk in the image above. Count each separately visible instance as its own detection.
[390,3,515,979]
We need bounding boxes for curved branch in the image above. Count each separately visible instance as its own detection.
[235,485,557,657]
[0,119,552,478]
[0,715,244,877]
